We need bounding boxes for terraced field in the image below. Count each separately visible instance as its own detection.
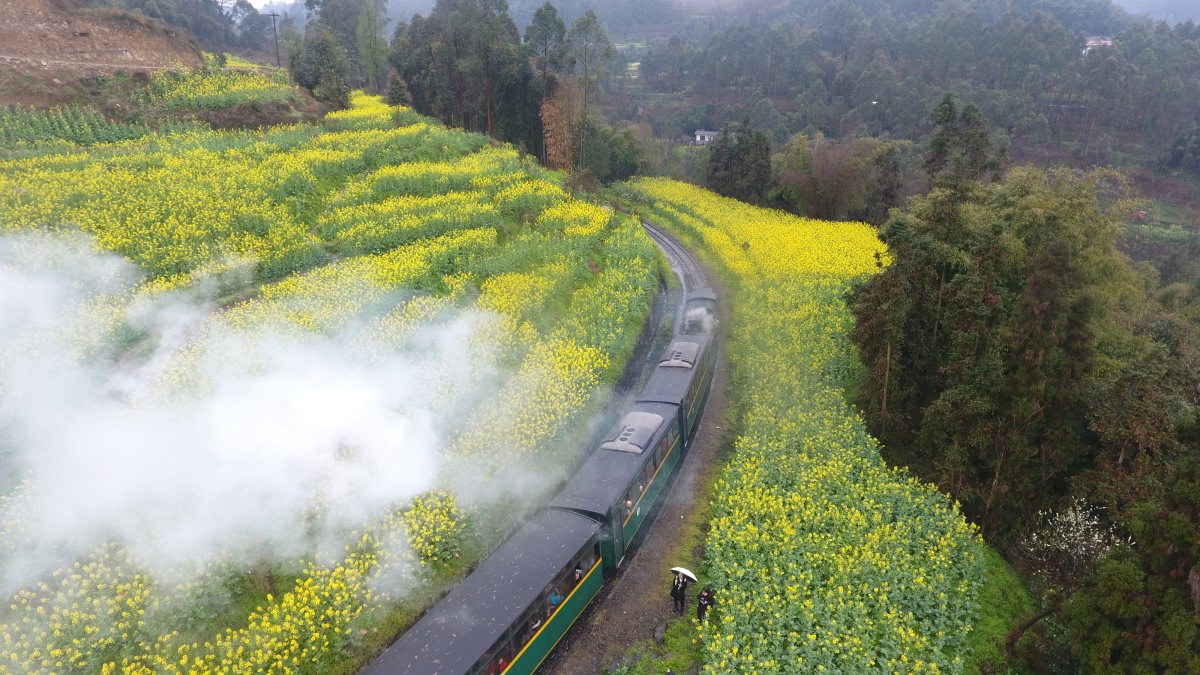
[0,94,658,674]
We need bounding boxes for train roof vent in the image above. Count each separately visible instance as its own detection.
[600,412,664,453]
[659,341,700,368]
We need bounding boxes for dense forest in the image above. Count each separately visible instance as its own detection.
[847,97,1200,670]
[74,0,277,49]
[631,0,1200,171]
[1116,0,1200,23]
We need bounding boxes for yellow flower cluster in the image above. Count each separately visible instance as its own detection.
[324,91,423,130]
[227,228,497,333]
[491,178,569,219]
[398,493,467,566]
[451,336,610,465]
[319,190,497,255]
[0,544,152,674]
[146,68,297,111]
[338,146,526,202]
[626,179,981,673]
[535,198,613,238]
[106,544,378,675]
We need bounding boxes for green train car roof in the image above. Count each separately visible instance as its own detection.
[360,508,601,675]
[549,401,677,518]
[637,333,712,405]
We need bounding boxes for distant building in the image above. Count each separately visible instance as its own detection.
[694,129,720,145]
[1084,37,1114,54]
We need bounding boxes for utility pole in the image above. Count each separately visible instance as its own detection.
[268,12,281,68]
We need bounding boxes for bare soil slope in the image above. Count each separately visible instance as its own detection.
[0,0,202,107]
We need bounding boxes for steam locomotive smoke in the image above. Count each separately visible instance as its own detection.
[684,306,715,335]
[0,233,498,596]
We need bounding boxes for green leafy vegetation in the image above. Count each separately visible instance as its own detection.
[849,140,1200,667]
[0,105,200,147]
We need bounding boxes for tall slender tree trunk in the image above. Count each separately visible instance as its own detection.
[882,340,892,415]
[483,47,494,138]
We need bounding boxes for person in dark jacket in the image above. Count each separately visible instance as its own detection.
[696,586,714,621]
[670,572,690,614]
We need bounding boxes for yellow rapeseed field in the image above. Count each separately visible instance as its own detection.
[625,178,981,674]
[0,95,658,673]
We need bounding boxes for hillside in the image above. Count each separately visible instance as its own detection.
[0,0,202,107]
[0,94,659,673]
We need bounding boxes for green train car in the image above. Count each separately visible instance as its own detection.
[362,293,716,675]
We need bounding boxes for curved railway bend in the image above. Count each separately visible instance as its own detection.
[542,223,731,675]
[358,220,730,675]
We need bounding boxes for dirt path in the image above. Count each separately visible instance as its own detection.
[546,272,733,675]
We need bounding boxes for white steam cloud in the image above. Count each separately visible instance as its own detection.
[0,232,501,595]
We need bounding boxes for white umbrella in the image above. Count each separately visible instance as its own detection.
[670,566,697,582]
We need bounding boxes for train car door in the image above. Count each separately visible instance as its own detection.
[609,505,626,566]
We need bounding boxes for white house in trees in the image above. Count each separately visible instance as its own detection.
[694,129,719,145]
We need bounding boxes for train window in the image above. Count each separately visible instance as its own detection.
[573,541,599,582]
[480,639,512,675]
[546,579,566,613]
[559,572,577,597]
[496,642,513,671]
[517,604,546,647]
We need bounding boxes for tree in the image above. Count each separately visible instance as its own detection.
[541,77,578,171]
[859,140,909,225]
[772,132,878,219]
[1061,458,1200,672]
[925,93,1003,193]
[524,2,566,103]
[848,167,1135,536]
[389,0,536,149]
[306,0,368,70]
[1004,497,1133,652]
[1167,122,1200,175]
[565,9,613,168]
[289,29,351,107]
[706,120,771,204]
[356,0,389,94]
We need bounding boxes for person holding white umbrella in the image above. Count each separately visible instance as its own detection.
[669,566,695,614]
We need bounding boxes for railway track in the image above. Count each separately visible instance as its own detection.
[641,219,708,293]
